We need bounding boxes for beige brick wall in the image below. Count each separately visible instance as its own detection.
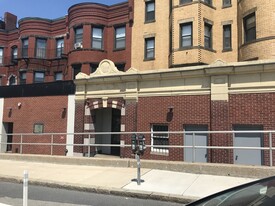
[131,0,170,70]
[131,0,274,70]
[173,1,238,65]
[238,0,275,61]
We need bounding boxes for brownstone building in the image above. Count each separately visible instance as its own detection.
[0,2,133,156]
[1,0,275,166]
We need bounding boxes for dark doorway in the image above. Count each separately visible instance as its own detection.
[111,109,121,156]
[4,122,13,152]
[94,108,121,156]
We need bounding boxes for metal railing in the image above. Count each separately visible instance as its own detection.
[1,131,275,166]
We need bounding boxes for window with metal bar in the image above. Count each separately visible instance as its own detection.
[151,125,169,153]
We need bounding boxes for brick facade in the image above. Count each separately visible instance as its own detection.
[1,1,275,167]
[2,96,68,155]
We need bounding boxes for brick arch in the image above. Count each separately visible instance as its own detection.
[86,98,124,110]
[84,98,126,133]
[82,97,126,157]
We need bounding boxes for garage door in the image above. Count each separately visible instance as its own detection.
[234,126,263,166]
[184,125,208,163]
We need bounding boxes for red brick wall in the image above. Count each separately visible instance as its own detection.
[123,100,138,158]
[229,93,275,166]
[125,95,211,161]
[74,100,85,154]
[3,96,68,155]
[210,101,231,164]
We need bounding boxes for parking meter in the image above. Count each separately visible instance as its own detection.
[138,134,146,154]
[131,133,137,153]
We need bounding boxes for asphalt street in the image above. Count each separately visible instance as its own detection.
[0,182,184,206]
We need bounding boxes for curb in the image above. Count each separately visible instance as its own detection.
[1,154,275,179]
[0,176,195,204]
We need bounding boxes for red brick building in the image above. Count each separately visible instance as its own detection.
[1,1,275,167]
[0,2,133,156]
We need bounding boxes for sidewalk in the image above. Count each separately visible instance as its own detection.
[0,158,256,204]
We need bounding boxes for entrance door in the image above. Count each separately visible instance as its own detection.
[234,126,263,166]
[2,122,13,152]
[111,109,121,156]
[94,108,121,156]
[184,125,208,163]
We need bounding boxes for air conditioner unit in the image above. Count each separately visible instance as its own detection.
[74,42,83,49]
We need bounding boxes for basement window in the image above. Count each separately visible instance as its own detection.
[151,125,169,154]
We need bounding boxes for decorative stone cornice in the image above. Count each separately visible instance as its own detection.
[74,59,275,102]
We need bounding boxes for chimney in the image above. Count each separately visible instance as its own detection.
[4,12,17,31]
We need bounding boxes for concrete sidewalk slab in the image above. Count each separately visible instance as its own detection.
[0,157,259,203]
[123,170,255,199]
[0,160,150,188]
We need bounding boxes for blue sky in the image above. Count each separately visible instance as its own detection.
[0,0,127,21]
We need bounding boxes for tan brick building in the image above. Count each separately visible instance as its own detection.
[132,0,275,70]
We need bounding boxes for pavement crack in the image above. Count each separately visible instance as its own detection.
[181,175,200,196]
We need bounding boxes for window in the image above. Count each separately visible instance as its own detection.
[72,64,81,79]
[204,23,212,49]
[223,25,232,50]
[180,0,192,4]
[115,63,125,72]
[0,47,3,64]
[151,125,169,153]
[22,38,28,58]
[11,46,18,63]
[204,0,212,6]
[145,1,155,22]
[92,27,103,49]
[56,38,64,58]
[19,71,26,85]
[36,38,47,58]
[54,72,63,81]
[33,123,44,133]
[75,27,83,44]
[9,75,16,85]
[244,13,256,43]
[0,76,2,86]
[180,22,193,47]
[34,72,45,83]
[115,26,126,49]
[223,0,231,7]
[90,63,98,74]
[145,37,155,60]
